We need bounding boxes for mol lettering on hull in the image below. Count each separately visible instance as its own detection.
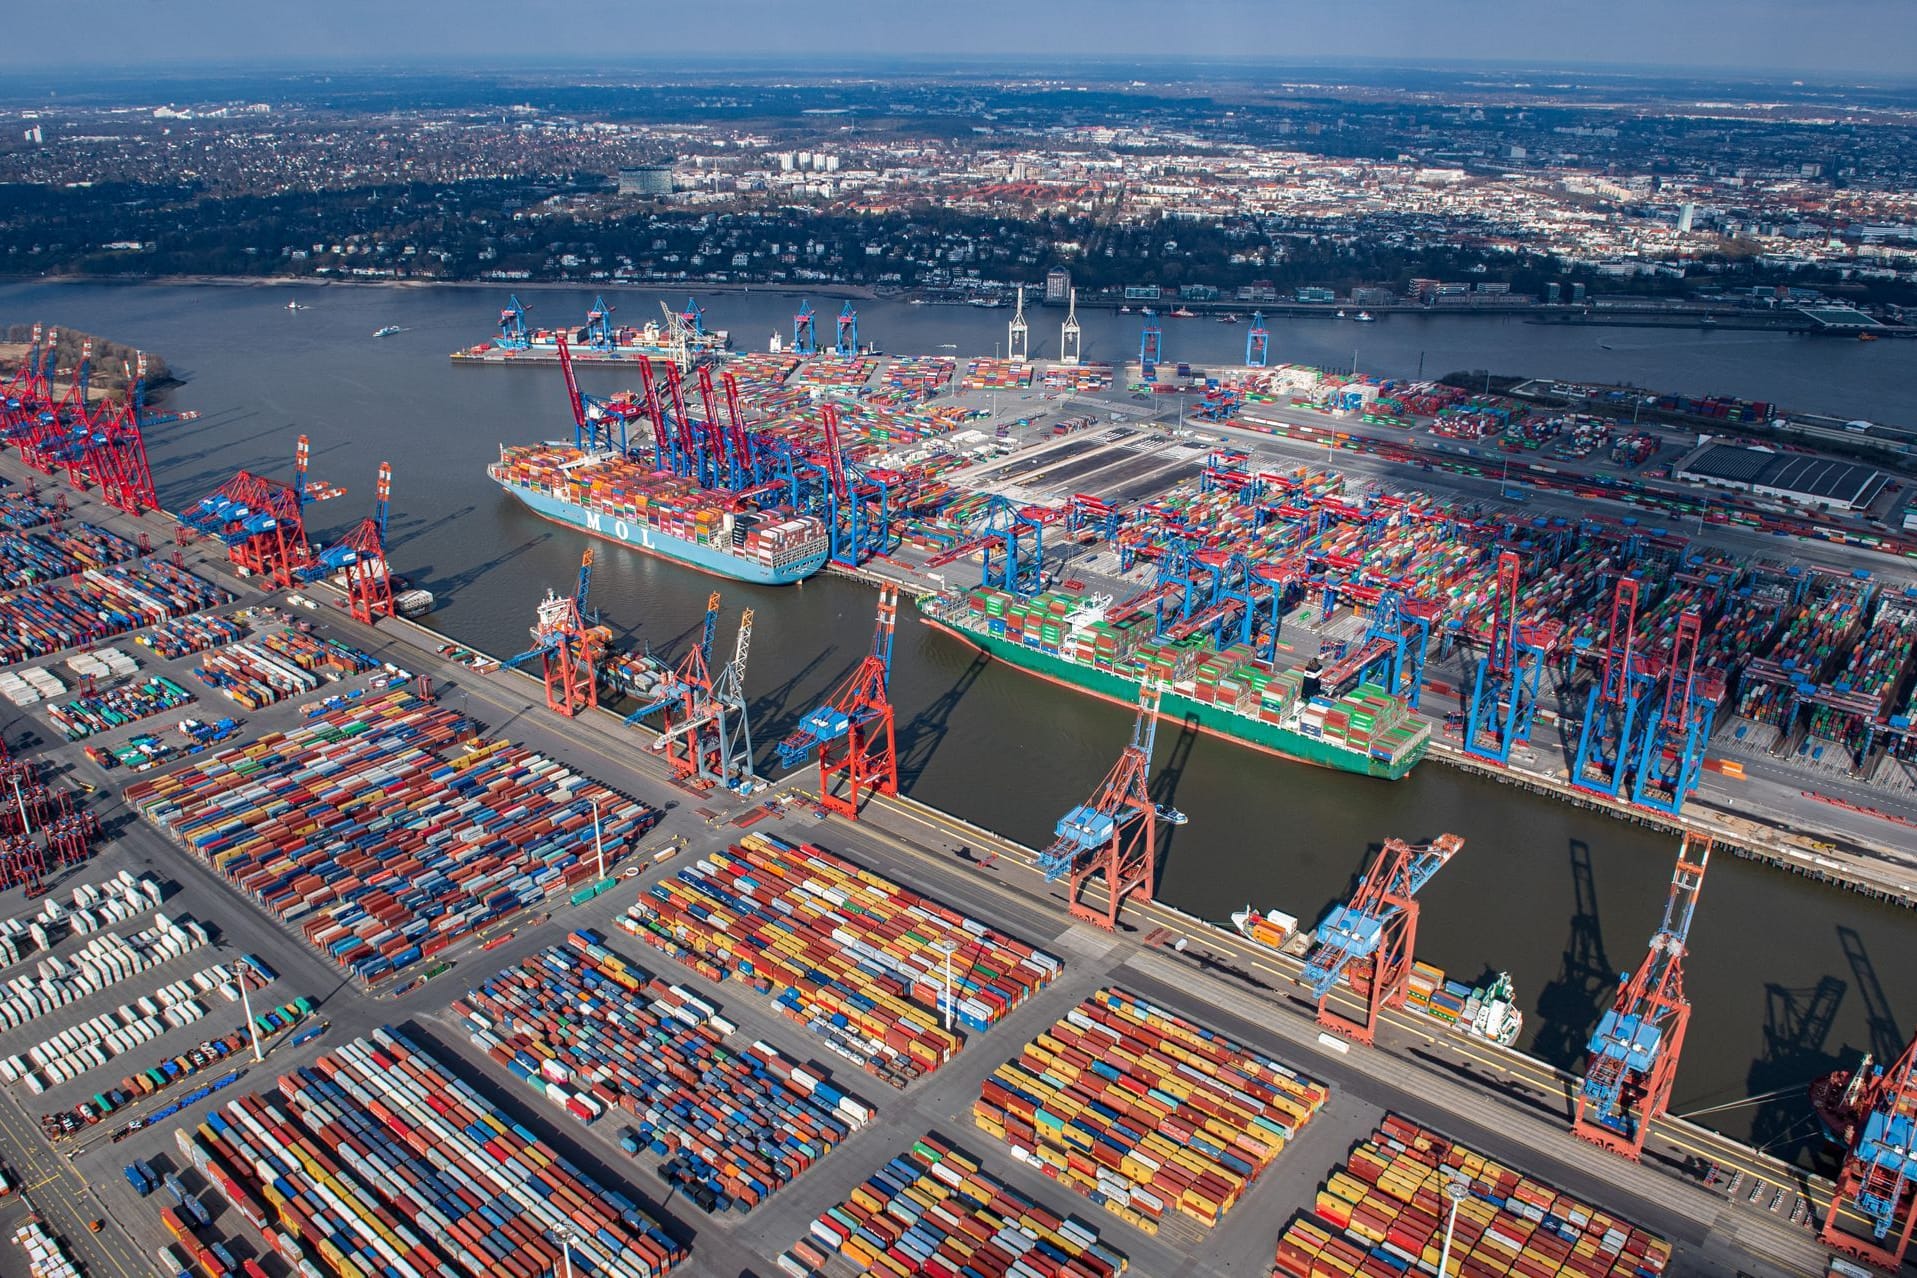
[584,510,653,550]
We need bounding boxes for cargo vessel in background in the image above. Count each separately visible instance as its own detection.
[919,586,1429,779]
[488,444,830,585]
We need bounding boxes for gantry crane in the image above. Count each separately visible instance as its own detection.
[1300,833,1465,1045]
[1573,831,1712,1160]
[922,493,1046,597]
[502,548,602,717]
[179,435,337,588]
[777,584,899,819]
[1572,576,1658,798]
[652,607,755,792]
[1139,317,1163,373]
[1059,289,1082,366]
[1464,550,1563,764]
[1246,312,1269,367]
[497,295,530,349]
[584,295,618,350]
[1631,611,1725,815]
[834,302,860,357]
[302,462,396,624]
[1007,286,1029,362]
[793,300,818,356]
[1820,1027,1917,1269]
[1037,682,1182,931]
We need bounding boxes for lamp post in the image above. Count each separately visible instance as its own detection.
[10,775,31,836]
[553,1228,575,1278]
[1437,1173,1470,1278]
[237,970,264,1063]
[933,937,958,1031]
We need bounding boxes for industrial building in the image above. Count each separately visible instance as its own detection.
[1674,439,1888,512]
[617,165,675,196]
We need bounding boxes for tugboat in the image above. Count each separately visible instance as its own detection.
[1812,1054,1875,1145]
[1353,311,1377,323]
[1462,972,1523,1047]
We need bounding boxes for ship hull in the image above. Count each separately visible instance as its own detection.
[922,614,1424,780]
[498,481,827,585]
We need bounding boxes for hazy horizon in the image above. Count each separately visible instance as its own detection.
[4,0,1915,79]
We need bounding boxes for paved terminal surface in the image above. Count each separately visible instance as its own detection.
[0,451,1879,1278]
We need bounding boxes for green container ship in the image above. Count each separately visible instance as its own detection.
[919,586,1429,781]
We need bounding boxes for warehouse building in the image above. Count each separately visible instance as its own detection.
[1674,439,1888,512]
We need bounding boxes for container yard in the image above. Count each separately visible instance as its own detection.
[124,691,659,984]
[0,560,231,665]
[455,930,874,1214]
[171,1028,686,1278]
[618,832,1061,1085]
[790,1135,1129,1278]
[975,987,1328,1233]
[1276,1116,1673,1278]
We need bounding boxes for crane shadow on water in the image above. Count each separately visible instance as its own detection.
[896,650,991,789]
[410,533,551,599]
[1531,838,1613,1077]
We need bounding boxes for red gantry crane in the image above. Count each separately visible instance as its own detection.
[502,548,602,718]
[1573,831,1712,1160]
[178,435,341,588]
[302,462,396,623]
[1820,1028,1917,1269]
[777,583,900,819]
[1299,833,1465,1046]
[1036,682,1183,931]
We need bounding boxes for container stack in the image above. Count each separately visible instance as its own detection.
[790,1134,1127,1278]
[961,359,1033,390]
[457,931,872,1215]
[177,1028,686,1278]
[620,832,1059,1086]
[136,614,249,660]
[0,911,208,1036]
[975,988,1328,1234]
[0,521,141,589]
[0,667,65,707]
[47,676,194,740]
[1277,1116,1672,1278]
[0,561,230,665]
[10,1219,80,1278]
[1041,365,1115,392]
[126,692,659,983]
[5,959,247,1094]
[192,641,325,708]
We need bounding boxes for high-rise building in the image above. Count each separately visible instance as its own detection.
[617,166,675,196]
[1677,202,1696,235]
[1545,282,1562,303]
[1045,268,1071,303]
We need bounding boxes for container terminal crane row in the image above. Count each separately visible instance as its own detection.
[1037,682,1185,931]
[778,584,900,820]
[1299,833,1465,1046]
[501,548,604,718]
[1820,1024,1917,1269]
[1573,832,1711,1161]
[179,435,344,589]
[1462,550,1562,765]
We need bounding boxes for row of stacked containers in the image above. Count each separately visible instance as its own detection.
[125,691,658,983]
[1277,1116,1671,1278]
[176,1028,685,1278]
[0,560,230,664]
[0,519,140,589]
[454,930,873,1215]
[975,987,1327,1235]
[618,833,1060,1086]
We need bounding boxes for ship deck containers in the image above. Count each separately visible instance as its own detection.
[975,987,1328,1234]
[619,832,1059,1086]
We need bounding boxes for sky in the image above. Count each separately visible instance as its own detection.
[6,0,1916,78]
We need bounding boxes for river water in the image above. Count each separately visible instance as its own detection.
[8,277,1917,1164]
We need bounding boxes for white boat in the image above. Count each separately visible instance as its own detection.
[1230,905,1298,951]
[286,300,306,311]
[374,325,402,338]
[1462,972,1522,1047]
[1353,311,1376,323]
[1335,309,1347,319]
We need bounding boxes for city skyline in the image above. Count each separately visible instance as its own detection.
[6,0,1917,78]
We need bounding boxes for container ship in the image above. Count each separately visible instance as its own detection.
[919,586,1429,779]
[488,444,829,585]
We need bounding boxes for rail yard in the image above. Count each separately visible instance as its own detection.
[0,304,1914,1278]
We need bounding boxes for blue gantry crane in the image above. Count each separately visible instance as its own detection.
[1464,550,1562,764]
[922,493,1045,597]
[584,296,619,350]
[793,300,818,356]
[497,295,530,349]
[834,302,860,357]
[1572,576,1658,798]
[1574,832,1712,1160]
[1300,833,1465,1045]
[1631,610,1725,815]
[1245,312,1269,367]
[1139,317,1163,375]
[1037,682,1182,930]
[778,584,900,819]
